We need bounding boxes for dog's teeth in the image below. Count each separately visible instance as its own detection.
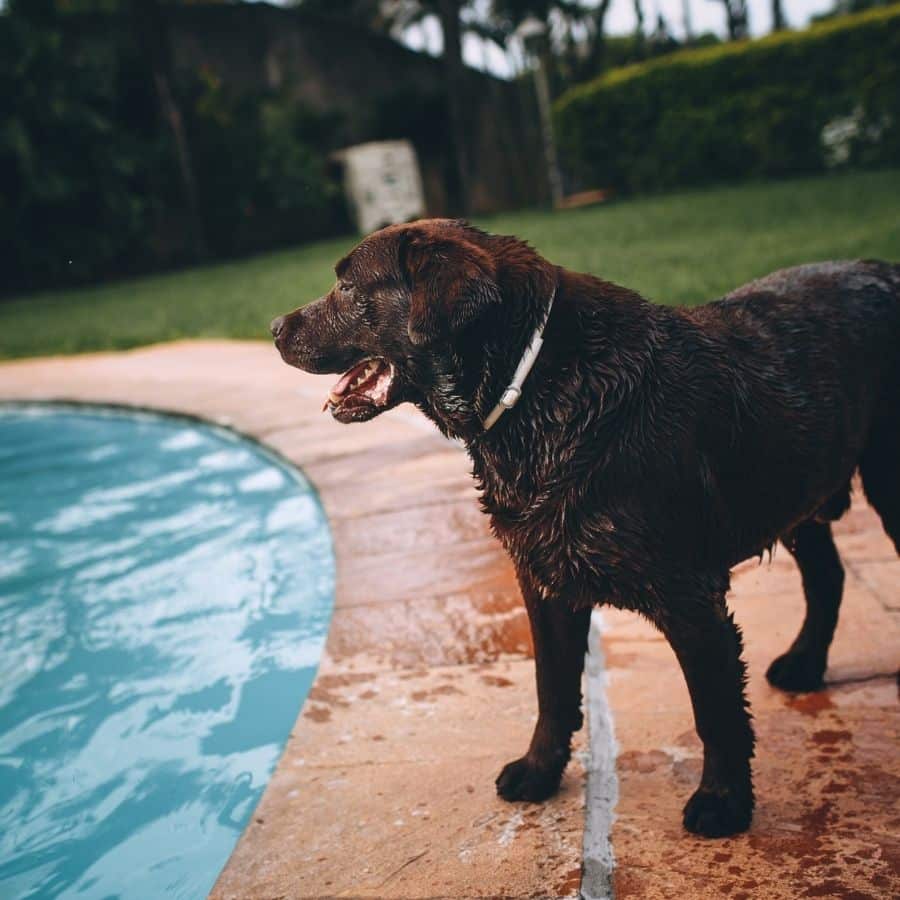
[329,391,341,405]
[341,362,381,396]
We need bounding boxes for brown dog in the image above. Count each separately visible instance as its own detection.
[271,219,900,837]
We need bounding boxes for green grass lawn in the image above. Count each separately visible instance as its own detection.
[3,169,899,360]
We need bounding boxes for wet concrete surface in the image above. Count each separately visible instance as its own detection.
[2,340,897,898]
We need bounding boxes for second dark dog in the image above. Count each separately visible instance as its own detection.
[272,219,900,837]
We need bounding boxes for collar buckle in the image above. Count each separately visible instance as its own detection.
[499,386,521,409]
[482,283,556,432]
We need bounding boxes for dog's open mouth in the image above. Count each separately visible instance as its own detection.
[325,357,397,422]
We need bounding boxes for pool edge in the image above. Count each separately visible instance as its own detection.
[0,340,590,899]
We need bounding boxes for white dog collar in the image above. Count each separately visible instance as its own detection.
[483,285,557,431]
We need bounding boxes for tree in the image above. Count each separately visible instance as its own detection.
[299,0,601,212]
[711,0,749,40]
[682,0,694,40]
[771,0,787,30]
[632,0,646,56]
[129,0,207,259]
[29,0,211,257]
[571,0,615,75]
[436,0,476,215]
[492,0,621,85]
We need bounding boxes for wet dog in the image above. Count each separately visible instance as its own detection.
[271,219,900,837]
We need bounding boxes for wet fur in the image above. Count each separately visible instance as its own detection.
[273,220,900,837]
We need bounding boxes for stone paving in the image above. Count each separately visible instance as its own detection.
[1,340,897,899]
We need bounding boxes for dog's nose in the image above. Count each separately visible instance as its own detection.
[270,315,286,339]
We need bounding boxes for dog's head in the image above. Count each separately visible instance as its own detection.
[271,219,553,434]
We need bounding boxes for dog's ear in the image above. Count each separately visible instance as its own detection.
[401,232,502,346]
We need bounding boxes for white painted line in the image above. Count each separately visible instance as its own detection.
[581,610,619,900]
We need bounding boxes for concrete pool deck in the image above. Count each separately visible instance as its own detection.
[1,340,897,899]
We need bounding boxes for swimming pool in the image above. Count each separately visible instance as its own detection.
[0,405,335,899]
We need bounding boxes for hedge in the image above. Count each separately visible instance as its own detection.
[554,5,900,193]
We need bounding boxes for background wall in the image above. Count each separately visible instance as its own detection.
[1,3,546,291]
[166,4,547,213]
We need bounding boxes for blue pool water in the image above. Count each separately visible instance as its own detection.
[0,405,335,899]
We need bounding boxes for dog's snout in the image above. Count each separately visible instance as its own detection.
[270,315,286,339]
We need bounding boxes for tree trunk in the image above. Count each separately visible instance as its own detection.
[587,0,614,74]
[437,0,473,216]
[681,0,694,41]
[771,0,786,31]
[724,0,749,40]
[633,0,646,55]
[533,51,563,208]
[130,0,207,260]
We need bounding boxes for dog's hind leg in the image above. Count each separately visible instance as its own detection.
[860,414,900,555]
[657,578,755,838]
[766,520,844,693]
[495,570,592,803]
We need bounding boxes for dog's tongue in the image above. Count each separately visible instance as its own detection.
[324,359,382,410]
[332,360,369,398]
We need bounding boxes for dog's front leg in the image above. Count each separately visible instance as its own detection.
[657,580,755,837]
[496,569,592,802]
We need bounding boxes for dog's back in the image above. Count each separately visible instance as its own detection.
[714,259,900,425]
[680,260,900,560]
[712,259,900,388]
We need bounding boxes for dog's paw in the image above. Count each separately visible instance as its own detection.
[495,757,561,803]
[683,786,753,838]
[766,650,825,693]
